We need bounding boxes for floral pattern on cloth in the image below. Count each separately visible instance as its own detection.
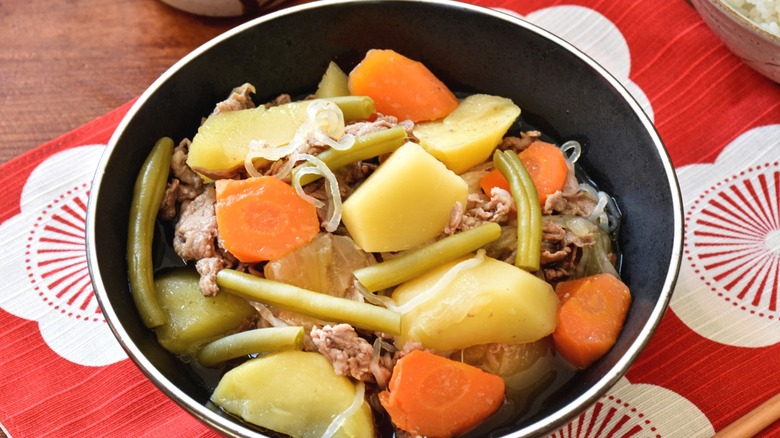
[0,145,127,366]
[675,125,780,347]
[547,377,714,438]
[0,0,779,436]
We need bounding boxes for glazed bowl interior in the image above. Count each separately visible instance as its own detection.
[87,0,682,436]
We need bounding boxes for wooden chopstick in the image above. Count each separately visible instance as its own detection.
[713,392,780,437]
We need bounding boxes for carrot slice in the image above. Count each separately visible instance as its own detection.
[479,167,511,195]
[379,350,505,437]
[519,141,568,204]
[479,141,568,204]
[348,49,459,123]
[214,176,319,263]
[552,273,632,369]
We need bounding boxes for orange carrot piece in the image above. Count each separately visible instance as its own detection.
[552,273,632,369]
[214,176,320,263]
[348,49,459,123]
[379,350,505,438]
[479,168,511,195]
[517,141,569,204]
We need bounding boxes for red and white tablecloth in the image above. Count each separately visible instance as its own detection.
[1,0,779,436]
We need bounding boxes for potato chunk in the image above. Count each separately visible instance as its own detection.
[341,142,468,252]
[392,254,558,351]
[186,104,301,177]
[314,61,350,98]
[211,351,375,438]
[153,268,256,355]
[413,94,521,174]
[187,97,374,178]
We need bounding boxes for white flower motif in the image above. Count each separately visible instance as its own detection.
[674,125,780,347]
[497,5,654,121]
[546,377,714,437]
[0,145,127,366]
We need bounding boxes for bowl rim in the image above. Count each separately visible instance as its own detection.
[86,0,684,436]
[707,0,780,43]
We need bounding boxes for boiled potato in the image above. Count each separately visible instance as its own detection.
[414,94,521,174]
[187,97,375,177]
[153,268,256,355]
[186,103,302,177]
[341,142,468,252]
[314,61,350,98]
[392,255,558,351]
[211,350,375,438]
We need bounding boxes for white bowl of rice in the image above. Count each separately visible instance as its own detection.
[690,0,780,82]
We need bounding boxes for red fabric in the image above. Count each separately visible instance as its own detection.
[2,0,779,437]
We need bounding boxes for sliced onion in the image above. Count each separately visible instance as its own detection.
[354,279,398,310]
[396,250,486,314]
[244,140,270,177]
[291,153,342,232]
[560,140,582,163]
[321,381,366,438]
[307,100,355,150]
[291,165,326,208]
[588,191,610,230]
[243,99,354,179]
[314,129,355,150]
[564,215,597,237]
[252,303,289,327]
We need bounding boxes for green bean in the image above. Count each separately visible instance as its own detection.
[197,326,304,368]
[293,127,407,185]
[493,149,542,271]
[353,222,502,292]
[326,96,376,122]
[127,137,174,328]
[216,269,402,335]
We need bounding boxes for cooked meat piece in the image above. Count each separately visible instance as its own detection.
[445,201,465,235]
[212,83,256,115]
[445,189,514,234]
[159,178,180,221]
[540,219,595,283]
[157,139,205,221]
[498,130,541,153]
[195,257,223,297]
[543,190,597,216]
[263,93,292,108]
[472,188,513,221]
[541,247,572,264]
[310,324,380,382]
[344,114,416,140]
[173,186,219,261]
[171,139,203,197]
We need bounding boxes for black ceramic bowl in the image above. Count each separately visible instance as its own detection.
[86,0,683,436]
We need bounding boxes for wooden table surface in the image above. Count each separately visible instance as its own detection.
[0,0,298,165]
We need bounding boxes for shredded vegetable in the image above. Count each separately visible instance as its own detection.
[322,382,366,438]
[395,250,487,314]
[291,153,343,232]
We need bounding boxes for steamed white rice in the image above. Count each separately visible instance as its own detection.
[725,0,780,36]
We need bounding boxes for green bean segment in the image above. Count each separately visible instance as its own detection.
[128,137,174,328]
[216,269,402,335]
[326,95,376,122]
[493,149,542,271]
[197,326,305,368]
[353,222,502,292]
[293,126,407,185]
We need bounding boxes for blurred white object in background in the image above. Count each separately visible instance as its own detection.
[690,0,780,83]
[724,0,780,36]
